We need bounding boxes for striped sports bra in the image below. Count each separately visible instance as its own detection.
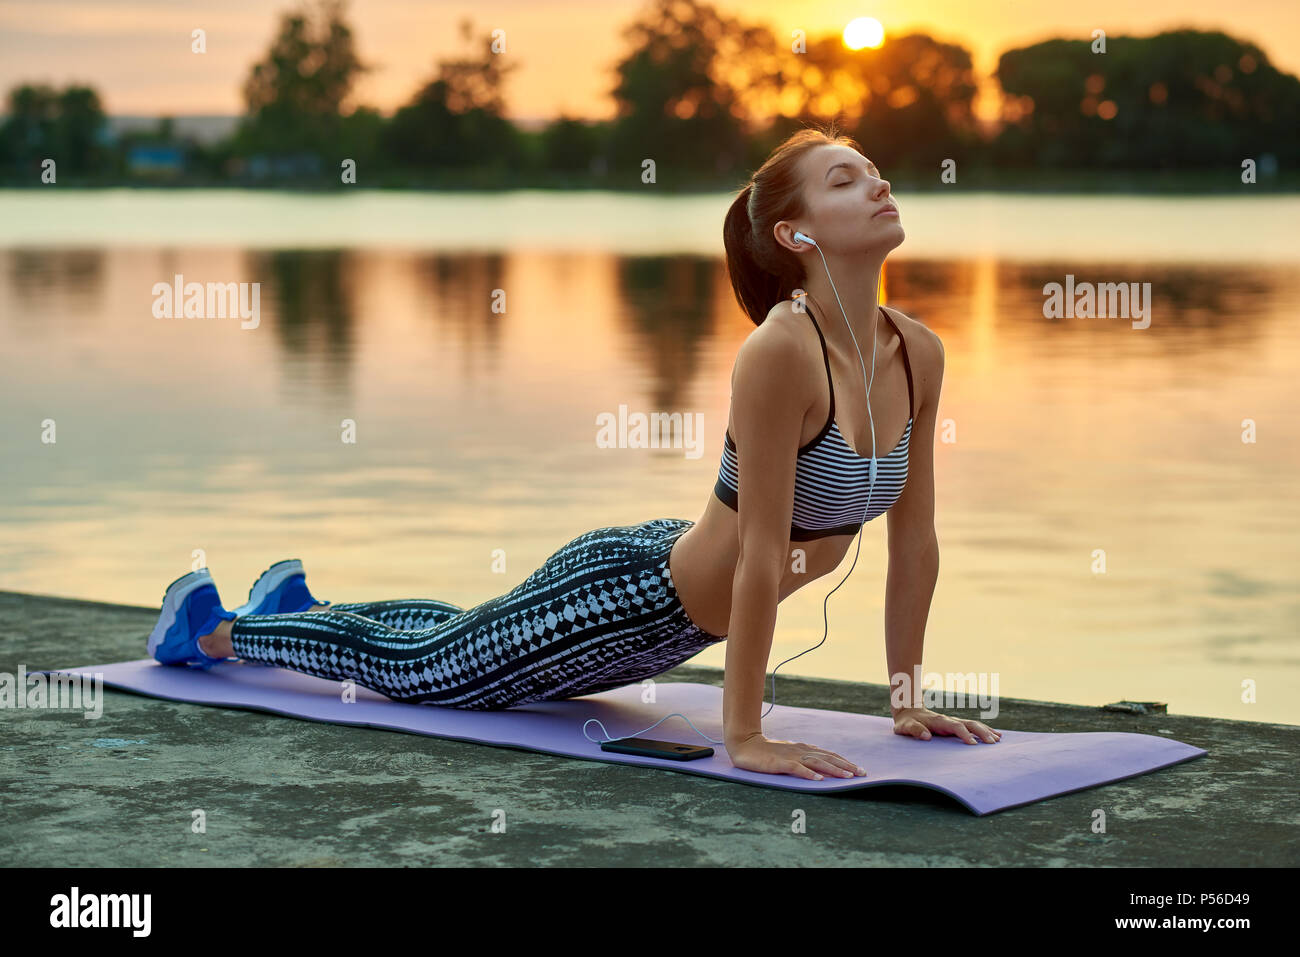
[713,304,915,541]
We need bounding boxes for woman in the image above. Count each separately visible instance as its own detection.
[148,125,999,782]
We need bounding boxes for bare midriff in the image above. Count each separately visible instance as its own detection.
[667,494,864,640]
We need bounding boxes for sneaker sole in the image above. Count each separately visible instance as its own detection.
[147,569,215,659]
[232,559,304,617]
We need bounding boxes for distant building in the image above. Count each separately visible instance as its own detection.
[126,144,186,177]
[239,153,324,180]
[108,115,238,146]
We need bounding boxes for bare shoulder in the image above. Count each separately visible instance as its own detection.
[880,304,944,409]
[730,300,820,393]
[881,303,943,366]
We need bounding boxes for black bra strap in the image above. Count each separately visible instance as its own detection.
[879,308,915,418]
[807,302,915,420]
[803,303,836,421]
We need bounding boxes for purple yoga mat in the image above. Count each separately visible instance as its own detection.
[43,659,1207,815]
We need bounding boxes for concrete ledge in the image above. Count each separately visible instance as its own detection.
[1,589,1295,866]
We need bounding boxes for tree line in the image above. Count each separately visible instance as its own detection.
[0,0,1294,188]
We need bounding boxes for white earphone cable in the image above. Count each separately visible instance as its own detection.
[583,230,880,748]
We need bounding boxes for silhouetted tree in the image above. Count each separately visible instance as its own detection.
[994,29,1300,168]
[236,0,368,158]
[538,113,607,174]
[853,34,980,166]
[0,83,107,174]
[607,0,750,178]
[383,18,523,173]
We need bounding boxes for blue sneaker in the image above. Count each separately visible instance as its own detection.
[147,569,237,670]
[231,559,329,617]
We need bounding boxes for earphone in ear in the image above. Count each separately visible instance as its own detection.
[793,231,816,246]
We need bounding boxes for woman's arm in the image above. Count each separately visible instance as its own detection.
[883,311,1000,745]
[883,313,943,715]
[721,320,805,751]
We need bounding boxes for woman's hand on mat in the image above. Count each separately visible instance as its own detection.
[892,707,1001,744]
[726,733,866,780]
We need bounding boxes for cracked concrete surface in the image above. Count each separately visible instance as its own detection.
[2,589,1296,867]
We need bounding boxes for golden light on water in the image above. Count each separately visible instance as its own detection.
[844,17,885,50]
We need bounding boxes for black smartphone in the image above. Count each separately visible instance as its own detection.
[600,736,714,761]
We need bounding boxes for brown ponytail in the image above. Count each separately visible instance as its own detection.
[722,123,864,326]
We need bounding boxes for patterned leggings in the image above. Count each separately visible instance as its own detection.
[229,518,726,710]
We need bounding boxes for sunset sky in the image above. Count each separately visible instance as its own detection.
[0,0,1295,123]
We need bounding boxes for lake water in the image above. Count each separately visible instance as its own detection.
[1,189,1297,725]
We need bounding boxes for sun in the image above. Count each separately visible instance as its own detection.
[843,17,885,51]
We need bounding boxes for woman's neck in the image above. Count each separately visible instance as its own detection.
[804,289,889,360]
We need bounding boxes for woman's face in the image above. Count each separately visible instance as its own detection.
[796,144,904,255]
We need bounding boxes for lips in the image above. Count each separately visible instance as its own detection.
[873,204,899,218]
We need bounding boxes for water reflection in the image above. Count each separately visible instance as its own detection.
[247,249,358,395]
[6,248,105,321]
[619,255,719,412]
[411,251,509,360]
[1,194,1297,727]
